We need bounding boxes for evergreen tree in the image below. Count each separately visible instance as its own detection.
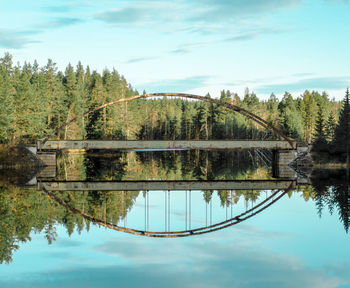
[266,93,279,127]
[278,92,303,141]
[198,102,210,140]
[181,101,194,140]
[300,90,319,143]
[325,111,336,143]
[13,68,46,141]
[63,64,79,139]
[0,55,14,142]
[312,105,328,152]
[333,89,350,164]
[0,52,346,146]
[75,62,88,139]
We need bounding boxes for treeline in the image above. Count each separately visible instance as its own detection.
[0,52,344,145]
[0,53,138,142]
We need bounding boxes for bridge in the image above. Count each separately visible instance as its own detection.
[37,140,295,150]
[25,92,302,179]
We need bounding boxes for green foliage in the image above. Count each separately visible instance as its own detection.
[312,105,328,152]
[0,53,137,143]
[0,54,14,142]
[278,92,303,140]
[0,52,345,146]
[333,89,350,155]
[325,112,336,143]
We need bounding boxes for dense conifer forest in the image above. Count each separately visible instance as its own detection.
[1,52,349,158]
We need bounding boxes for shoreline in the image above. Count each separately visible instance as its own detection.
[0,145,349,169]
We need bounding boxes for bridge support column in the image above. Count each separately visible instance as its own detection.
[24,145,57,167]
[23,149,57,185]
[273,150,298,179]
[37,152,56,167]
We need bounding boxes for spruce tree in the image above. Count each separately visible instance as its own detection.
[325,111,336,143]
[13,68,45,141]
[0,58,14,142]
[333,89,350,164]
[312,105,328,152]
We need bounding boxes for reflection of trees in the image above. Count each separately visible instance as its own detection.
[133,150,272,181]
[0,187,138,264]
[0,150,273,264]
[203,190,213,203]
[0,186,50,264]
[332,182,350,232]
[312,169,350,232]
[85,152,127,181]
[212,189,262,208]
[55,150,272,182]
[0,185,280,264]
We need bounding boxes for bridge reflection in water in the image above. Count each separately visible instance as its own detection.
[39,180,295,237]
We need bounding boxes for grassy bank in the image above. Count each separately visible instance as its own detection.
[310,152,348,168]
[312,163,348,169]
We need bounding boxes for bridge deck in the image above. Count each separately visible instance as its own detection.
[38,180,296,191]
[37,140,296,150]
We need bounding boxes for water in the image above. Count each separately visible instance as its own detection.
[0,150,349,288]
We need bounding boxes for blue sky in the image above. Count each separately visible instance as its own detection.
[1,0,349,100]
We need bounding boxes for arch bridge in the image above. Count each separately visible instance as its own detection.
[31,93,300,178]
[38,92,296,150]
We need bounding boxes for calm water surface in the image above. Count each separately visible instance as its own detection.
[0,150,349,288]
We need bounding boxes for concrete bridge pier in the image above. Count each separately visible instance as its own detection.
[273,150,298,179]
[36,152,56,166]
[24,145,57,180]
[25,145,56,167]
[272,146,310,182]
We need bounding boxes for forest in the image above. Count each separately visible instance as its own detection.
[0,52,349,157]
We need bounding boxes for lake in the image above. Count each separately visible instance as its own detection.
[0,150,349,288]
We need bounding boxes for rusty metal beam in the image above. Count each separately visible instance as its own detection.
[40,93,295,148]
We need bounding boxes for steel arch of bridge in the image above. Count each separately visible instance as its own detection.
[41,93,294,148]
[42,185,292,238]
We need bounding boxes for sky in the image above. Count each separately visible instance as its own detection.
[0,0,350,100]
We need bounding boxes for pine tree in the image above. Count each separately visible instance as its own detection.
[312,105,328,152]
[63,64,78,139]
[75,62,88,139]
[333,89,350,164]
[325,111,336,143]
[198,102,209,140]
[278,92,303,141]
[86,72,105,139]
[181,101,194,140]
[267,93,279,127]
[300,90,319,143]
[13,68,46,141]
[0,56,14,142]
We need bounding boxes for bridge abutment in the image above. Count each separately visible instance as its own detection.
[273,150,298,178]
[36,152,56,166]
[273,146,312,182]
